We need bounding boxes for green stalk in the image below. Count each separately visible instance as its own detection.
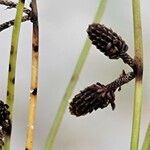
[45,0,107,149]
[4,0,25,149]
[130,0,143,150]
[142,123,150,150]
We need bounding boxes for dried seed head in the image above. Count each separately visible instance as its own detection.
[69,83,115,117]
[0,128,6,149]
[0,100,11,135]
[87,23,128,59]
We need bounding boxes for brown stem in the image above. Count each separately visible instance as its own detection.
[0,0,31,15]
[0,15,30,32]
[120,53,136,72]
[106,71,135,91]
[25,0,39,149]
[0,0,31,32]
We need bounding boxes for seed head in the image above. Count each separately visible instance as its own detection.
[0,100,11,135]
[69,83,115,117]
[87,23,128,59]
[0,127,6,149]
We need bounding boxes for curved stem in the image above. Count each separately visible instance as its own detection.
[120,53,136,71]
[130,0,143,150]
[106,71,135,91]
[45,0,108,149]
[4,0,26,149]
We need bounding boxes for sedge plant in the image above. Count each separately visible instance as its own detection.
[4,0,26,149]
[130,0,143,150]
[0,0,150,150]
[45,0,108,149]
[25,0,39,149]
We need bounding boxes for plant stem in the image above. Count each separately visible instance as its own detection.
[130,0,143,150]
[0,0,30,15]
[4,0,26,149]
[45,0,107,149]
[142,123,150,150]
[0,15,30,32]
[25,0,39,150]
[106,71,135,91]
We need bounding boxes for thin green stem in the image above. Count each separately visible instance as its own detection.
[45,0,107,149]
[130,0,143,150]
[142,123,150,150]
[4,0,25,149]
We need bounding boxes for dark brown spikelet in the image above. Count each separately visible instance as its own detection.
[0,128,6,149]
[87,23,128,59]
[69,83,115,117]
[0,100,11,135]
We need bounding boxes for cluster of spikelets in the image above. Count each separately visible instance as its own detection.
[70,83,115,117]
[0,100,11,148]
[69,23,135,117]
[87,23,128,59]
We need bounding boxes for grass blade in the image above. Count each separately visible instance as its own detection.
[130,0,143,149]
[4,0,26,149]
[142,123,150,150]
[45,0,108,149]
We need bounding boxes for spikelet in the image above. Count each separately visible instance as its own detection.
[69,83,115,117]
[87,23,128,59]
[0,100,11,135]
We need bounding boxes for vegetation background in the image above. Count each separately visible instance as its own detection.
[0,0,149,149]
